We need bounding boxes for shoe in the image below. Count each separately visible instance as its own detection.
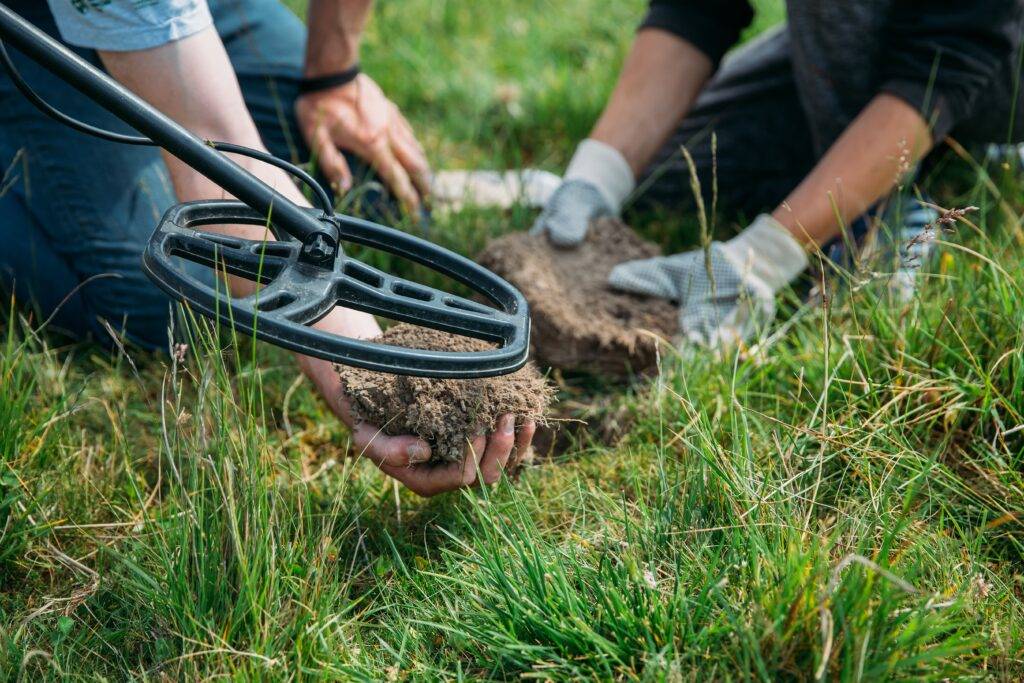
[881,195,939,303]
[985,142,1024,169]
[820,194,938,302]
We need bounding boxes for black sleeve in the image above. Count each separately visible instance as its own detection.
[881,0,1024,142]
[640,0,755,67]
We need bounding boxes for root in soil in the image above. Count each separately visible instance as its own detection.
[336,324,553,463]
[478,218,677,376]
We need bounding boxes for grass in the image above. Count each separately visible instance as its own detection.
[3,0,1024,679]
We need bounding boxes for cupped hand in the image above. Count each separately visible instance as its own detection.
[299,309,535,496]
[295,74,430,213]
[361,413,537,497]
[330,389,536,497]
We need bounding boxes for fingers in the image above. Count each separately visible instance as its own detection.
[606,256,681,298]
[509,420,537,470]
[312,126,353,194]
[369,417,534,498]
[335,389,432,468]
[297,77,429,215]
[389,108,432,199]
[369,138,421,213]
[530,179,611,247]
[351,420,432,468]
[530,200,577,239]
[546,209,593,248]
[378,438,482,497]
[462,434,487,487]
[477,415,516,486]
[528,213,548,236]
[378,459,461,497]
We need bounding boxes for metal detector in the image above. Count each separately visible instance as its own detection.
[0,4,530,378]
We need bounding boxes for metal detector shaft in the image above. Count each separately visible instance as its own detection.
[0,2,533,377]
[0,3,336,257]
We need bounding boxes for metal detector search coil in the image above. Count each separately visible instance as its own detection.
[143,202,530,377]
[0,3,531,378]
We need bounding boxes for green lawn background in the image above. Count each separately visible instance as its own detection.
[3,0,1024,680]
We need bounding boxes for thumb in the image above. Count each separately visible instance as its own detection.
[528,194,593,246]
[530,179,611,247]
[607,256,681,300]
[546,207,594,248]
[312,127,353,194]
[532,201,589,244]
[353,420,432,467]
[528,209,550,237]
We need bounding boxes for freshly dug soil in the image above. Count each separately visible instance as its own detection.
[336,324,553,463]
[478,218,678,376]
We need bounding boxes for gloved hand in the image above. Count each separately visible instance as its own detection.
[608,214,809,348]
[530,139,635,247]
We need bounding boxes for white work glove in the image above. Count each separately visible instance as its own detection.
[429,169,561,213]
[530,139,635,247]
[608,214,809,348]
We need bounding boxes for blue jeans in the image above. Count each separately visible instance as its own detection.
[0,0,371,349]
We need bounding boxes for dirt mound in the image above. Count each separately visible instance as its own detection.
[477,218,677,376]
[336,324,553,463]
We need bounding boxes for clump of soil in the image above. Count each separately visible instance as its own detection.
[478,218,678,376]
[336,324,553,463]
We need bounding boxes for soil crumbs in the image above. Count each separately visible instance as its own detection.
[478,218,678,376]
[336,324,553,463]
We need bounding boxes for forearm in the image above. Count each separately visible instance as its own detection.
[772,93,933,247]
[304,0,373,76]
[98,28,308,225]
[590,28,712,176]
[100,29,381,378]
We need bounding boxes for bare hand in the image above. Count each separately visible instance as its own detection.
[295,74,430,213]
[299,309,535,496]
[351,410,537,498]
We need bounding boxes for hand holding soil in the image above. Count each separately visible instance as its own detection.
[336,324,553,494]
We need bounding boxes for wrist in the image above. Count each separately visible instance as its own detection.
[297,306,382,384]
[301,28,362,78]
[564,139,635,212]
[722,214,809,291]
[303,36,360,78]
[298,64,362,96]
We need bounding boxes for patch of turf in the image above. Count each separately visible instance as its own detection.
[3,0,1023,679]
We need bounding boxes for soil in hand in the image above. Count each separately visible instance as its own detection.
[336,324,553,463]
[478,218,677,376]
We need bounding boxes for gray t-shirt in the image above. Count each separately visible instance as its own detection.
[47,0,213,51]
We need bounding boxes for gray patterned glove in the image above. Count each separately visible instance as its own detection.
[530,139,634,247]
[608,214,809,348]
[529,179,613,247]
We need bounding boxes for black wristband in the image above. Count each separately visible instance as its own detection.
[298,64,361,95]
